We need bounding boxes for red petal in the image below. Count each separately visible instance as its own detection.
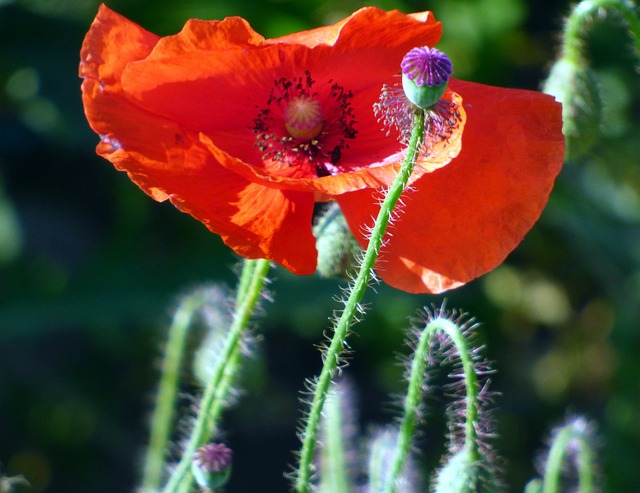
[199,86,464,198]
[80,5,317,273]
[338,80,565,294]
[79,5,159,86]
[117,9,444,194]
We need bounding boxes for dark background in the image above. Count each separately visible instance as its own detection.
[1,0,639,491]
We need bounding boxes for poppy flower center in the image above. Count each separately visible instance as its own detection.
[252,70,358,178]
[284,96,323,141]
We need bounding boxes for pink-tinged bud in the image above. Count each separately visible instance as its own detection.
[192,442,233,489]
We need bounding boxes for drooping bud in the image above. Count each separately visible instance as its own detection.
[192,442,233,489]
[524,479,543,493]
[433,447,499,493]
[543,57,601,161]
[401,47,452,109]
[313,202,361,279]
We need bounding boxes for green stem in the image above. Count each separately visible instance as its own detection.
[163,258,271,493]
[542,420,595,493]
[295,110,426,493]
[318,385,351,493]
[563,0,640,65]
[384,316,480,492]
[141,289,212,493]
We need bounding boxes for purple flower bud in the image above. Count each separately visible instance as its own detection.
[192,442,233,489]
[401,47,452,109]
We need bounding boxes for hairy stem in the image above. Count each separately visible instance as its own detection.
[384,315,480,492]
[141,290,212,492]
[543,419,596,493]
[295,110,426,493]
[318,385,351,493]
[164,258,271,493]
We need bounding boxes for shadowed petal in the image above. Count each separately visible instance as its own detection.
[338,79,565,293]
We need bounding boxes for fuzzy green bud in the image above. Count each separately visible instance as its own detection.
[524,479,543,493]
[313,202,361,279]
[401,47,452,109]
[543,57,601,161]
[433,448,498,493]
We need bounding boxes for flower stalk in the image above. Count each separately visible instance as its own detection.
[163,258,271,493]
[385,313,482,493]
[317,383,354,493]
[141,288,216,493]
[541,418,598,493]
[295,109,426,493]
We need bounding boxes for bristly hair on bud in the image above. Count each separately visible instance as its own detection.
[406,303,501,493]
[313,202,362,280]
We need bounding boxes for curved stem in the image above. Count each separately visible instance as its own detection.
[295,110,425,493]
[542,419,596,493]
[384,316,480,492]
[141,290,212,492]
[164,258,271,493]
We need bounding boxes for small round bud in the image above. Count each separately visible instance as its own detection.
[401,47,452,109]
[192,442,233,489]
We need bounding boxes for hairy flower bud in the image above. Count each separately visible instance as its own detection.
[401,46,452,109]
[313,202,361,279]
[524,479,543,493]
[433,447,498,493]
[543,57,601,161]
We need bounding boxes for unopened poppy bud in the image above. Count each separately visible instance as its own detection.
[401,46,452,109]
[524,479,543,493]
[192,442,233,489]
[433,447,498,493]
[543,57,601,161]
[313,202,361,279]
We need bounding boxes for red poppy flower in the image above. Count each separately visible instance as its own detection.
[80,5,564,294]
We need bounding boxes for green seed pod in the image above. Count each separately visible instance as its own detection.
[543,57,602,161]
[401,46,452,109]
[313,202,361,279]
[401,74,448,109]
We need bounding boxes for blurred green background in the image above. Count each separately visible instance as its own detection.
[1,0,639,491]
